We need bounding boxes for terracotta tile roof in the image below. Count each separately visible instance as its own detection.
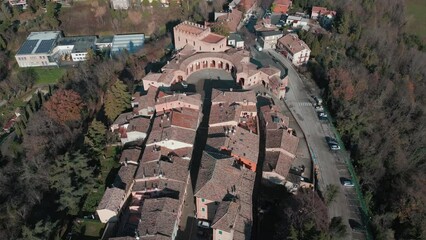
[312,6,336,17]
[138,198,180,237]
[135,156,189,182]
[211,201,239,231]
[155,93,202,111]
[274,151,294,177]
[260,66,280,76]
[133,86,157,114]
[194,152,242,201]
[127,117,151,133]
[140,149,162,163]
[132,179,186,200]
[265,129,299,157]
[114,164,138,192]
[216,9,243,32]
[201,33,226,43]
[209,103,238,125]
[263,151,293,178]
[97,187,125,211]
[210,171,254,238]
[113,112,134,127]
[167,147,193,159]
[277,34,310,55]
[261,105,289,130]
[225,127,259,164]
[169,108,201,130]
[147,125,196,146]
[211,89,257,104]
[119,148,142,163]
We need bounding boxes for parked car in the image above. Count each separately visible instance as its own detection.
[318,111,328,120]
[197,220,211,229]
[325,136,340,150]
[343,180,354,187]
[315,104,324,111]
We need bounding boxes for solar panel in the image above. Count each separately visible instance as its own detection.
[17,40,38,55]
[35,39,55,54]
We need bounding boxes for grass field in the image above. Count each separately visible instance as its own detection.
[34,68,66,85]
[405,0,426,41]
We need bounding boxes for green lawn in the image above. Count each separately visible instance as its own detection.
[34,68,66,85]
[74,219,105,239]
[405,0,426,41]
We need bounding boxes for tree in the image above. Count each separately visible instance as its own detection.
[43,89,85,126]
[85,119,107,151]
[16,68,36,89]
[19,220,57,240]
[49,151,95,215]
[324,184,339,205]
[211,23,230,36]
[329,217,347,239]
[104,80,130,123]
[45,2,60,28]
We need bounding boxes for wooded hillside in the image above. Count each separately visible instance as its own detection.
[298,0,426,238]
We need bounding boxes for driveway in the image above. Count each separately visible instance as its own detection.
[253,48,366,239]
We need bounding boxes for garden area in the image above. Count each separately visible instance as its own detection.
[34,67,66,85]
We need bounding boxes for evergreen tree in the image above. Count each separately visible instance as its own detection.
[20,220,57,240]
[50,151,95,215]
[85,119,107,151]
[104,80,130,123]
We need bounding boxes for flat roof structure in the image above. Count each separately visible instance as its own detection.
[57,36,96,53]
[16,31,61,55]
[111,34,145,54]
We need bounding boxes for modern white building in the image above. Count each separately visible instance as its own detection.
[285,15,310,28]
[56,36,97,62]
[110,0,130,9]
[15,31,62,67]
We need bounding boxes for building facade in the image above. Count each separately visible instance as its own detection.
[277,34,311,66]
[15,31,62,67]
[257,30,283,50]
[173,21,229,52]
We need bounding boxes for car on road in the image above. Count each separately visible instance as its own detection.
[197,220,211,229]
[315,105,324,111]
[325,136,340,150]
[318,111,328,120]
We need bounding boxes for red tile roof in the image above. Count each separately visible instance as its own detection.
[201,33,226,43]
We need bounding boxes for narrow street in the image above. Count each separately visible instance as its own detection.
[252,48,366,239]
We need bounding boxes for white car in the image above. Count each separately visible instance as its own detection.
[343,180,354,187]
[197,220,210,229]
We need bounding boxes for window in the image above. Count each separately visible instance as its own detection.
[213,48,215,51]
[201,198,205,202]
[219,230,222,234]
[202,207,205,212]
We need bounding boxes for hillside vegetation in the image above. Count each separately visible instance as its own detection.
[296,0,426,238]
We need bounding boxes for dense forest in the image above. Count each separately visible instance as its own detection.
[294,0,426,239]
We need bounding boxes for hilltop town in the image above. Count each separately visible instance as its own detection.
[0,0,425,240]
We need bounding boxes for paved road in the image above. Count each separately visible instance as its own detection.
[253,48,366,239]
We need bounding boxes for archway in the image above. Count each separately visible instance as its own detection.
[239,78,245,86]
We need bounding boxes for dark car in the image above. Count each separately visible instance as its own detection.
[325,136,340,150]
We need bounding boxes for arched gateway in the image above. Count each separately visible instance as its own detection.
[142,48,288,99]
